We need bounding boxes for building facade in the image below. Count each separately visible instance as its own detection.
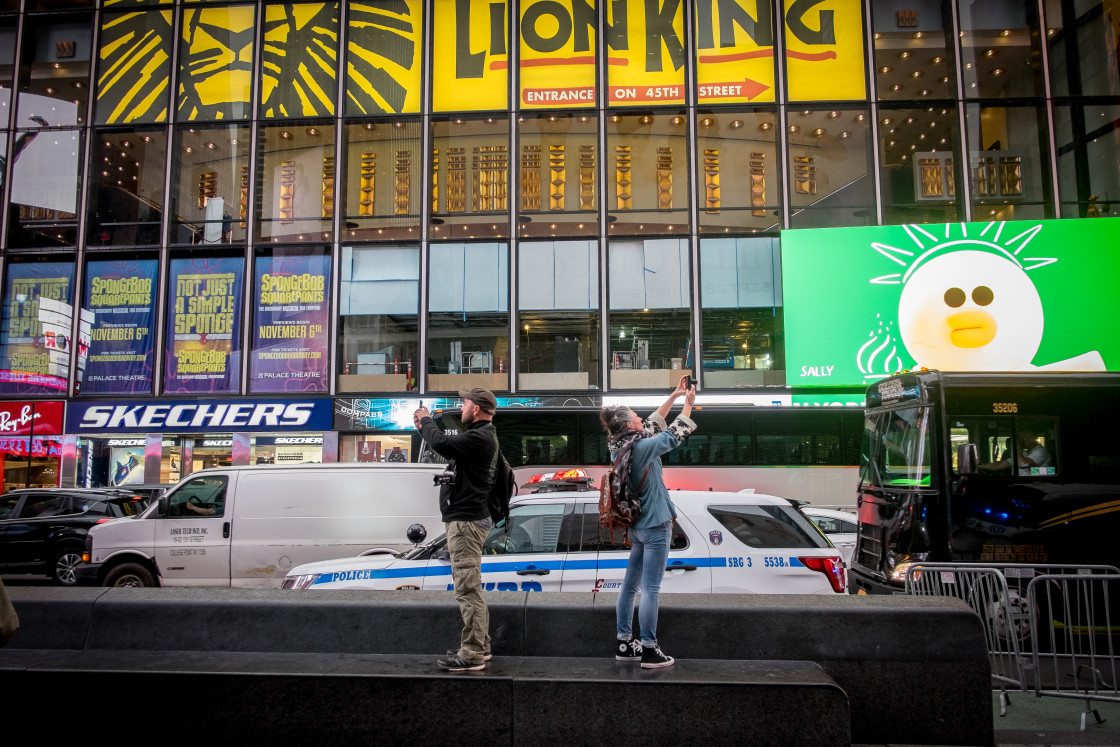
[0,0,1117,488]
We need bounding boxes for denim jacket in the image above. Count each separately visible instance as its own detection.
[621,412,697,530]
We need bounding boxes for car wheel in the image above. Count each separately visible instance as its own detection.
[104,562,155,588]
[51,545,84,586]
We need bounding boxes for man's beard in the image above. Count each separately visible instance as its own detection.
[461,408,474,424]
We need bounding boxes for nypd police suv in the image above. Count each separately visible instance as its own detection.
[282,472,846,594]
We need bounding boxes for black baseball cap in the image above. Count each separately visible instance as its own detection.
[459,387,497,413]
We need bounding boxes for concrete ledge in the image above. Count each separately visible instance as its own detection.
[0,651,847,747]
[1,587,991,746]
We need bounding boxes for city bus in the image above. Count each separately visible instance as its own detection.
[849,370,1120,594]
[426,406,863,508]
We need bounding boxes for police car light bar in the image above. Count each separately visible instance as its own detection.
[526,468,589,484]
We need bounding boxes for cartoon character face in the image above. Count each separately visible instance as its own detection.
[897,249,1044,371]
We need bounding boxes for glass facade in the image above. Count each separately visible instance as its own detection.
[0,1,1112,401]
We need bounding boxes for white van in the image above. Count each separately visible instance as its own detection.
[79,463,444,588]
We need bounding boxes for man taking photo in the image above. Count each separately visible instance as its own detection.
[413,388,499,671]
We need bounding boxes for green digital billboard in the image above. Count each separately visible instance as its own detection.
[781,218,1120,388]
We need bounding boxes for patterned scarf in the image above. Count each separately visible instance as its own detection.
[611,429,649,499]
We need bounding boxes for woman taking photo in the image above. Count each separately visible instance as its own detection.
[600,375,697,668]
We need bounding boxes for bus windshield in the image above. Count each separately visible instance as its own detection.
[860,407,933,489]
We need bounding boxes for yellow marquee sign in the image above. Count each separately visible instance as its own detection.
[433,0,509,112]
[520,0,598,109]
[783,0,866,101]
[428,0,866,112]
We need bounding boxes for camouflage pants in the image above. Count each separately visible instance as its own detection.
[447,521,490,662]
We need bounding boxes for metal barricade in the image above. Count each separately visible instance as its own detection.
[905,563,1120,725]
[905,565,1032,715]
[1028,572,1120,730]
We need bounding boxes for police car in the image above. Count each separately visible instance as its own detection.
[281,471,847,594]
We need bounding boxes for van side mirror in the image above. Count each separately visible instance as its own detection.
[157,495,169,516]
[957,443,978,475]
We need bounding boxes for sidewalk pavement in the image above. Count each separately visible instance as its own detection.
[993,691,1120,746]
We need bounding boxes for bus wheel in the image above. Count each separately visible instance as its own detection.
[105,562,155,587]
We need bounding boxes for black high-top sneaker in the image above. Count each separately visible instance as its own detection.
[640,643,675,669]
[615,637,643,661]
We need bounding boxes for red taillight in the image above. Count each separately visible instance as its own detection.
[800,556,847,594]
[96,518,115,523]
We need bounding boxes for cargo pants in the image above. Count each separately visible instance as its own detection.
[447,520,490,663]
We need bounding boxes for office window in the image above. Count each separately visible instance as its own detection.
[695,110,780,234]
[517,113,598,239]
[788,108,874,229]
[427,242,510,392]
[958,0,1044,99]
[7,128,84,248]
[87,128,167,247]
[1054,103,1120,218]
[964,104,1051,221]
[1045,0,1120,97]
[607,238,691,390]
[256,123,336,243]
[15,11,92,127]
[342,118,422,241]
[430,116,511,239]
[168,124,250,246]
[872,1,957,102]
[699,237,782,388]
[338,244,419,394]
[518,240,599,391]
[606,112,690,235]
[880,105,964,224]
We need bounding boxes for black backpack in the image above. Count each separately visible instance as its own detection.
[488,450,515,526]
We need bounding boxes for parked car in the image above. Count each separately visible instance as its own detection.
[801,507,857,564]
[0,488,151,585]
[282,482,847,594]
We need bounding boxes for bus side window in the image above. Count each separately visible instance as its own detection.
[1014,420,1057,476]
[952,419,1013,474]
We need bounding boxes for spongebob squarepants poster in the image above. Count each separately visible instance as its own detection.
[781,218,1120,388]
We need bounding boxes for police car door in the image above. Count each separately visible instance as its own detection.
[151,473,233,586]
[422,502,568,592]
[594,513,712,593]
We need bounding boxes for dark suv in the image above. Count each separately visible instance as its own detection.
[0,488,151,585]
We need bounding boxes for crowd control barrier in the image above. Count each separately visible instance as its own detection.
[1028,572,1120,730]
[907,563,1120,728]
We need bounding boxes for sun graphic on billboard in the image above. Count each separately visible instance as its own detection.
[780,218,1120,388]
[866,221,1104,375]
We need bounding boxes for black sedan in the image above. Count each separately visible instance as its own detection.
[0,488,151,585]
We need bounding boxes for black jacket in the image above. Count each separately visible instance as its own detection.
[418,417,498,522]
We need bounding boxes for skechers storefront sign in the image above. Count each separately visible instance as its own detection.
[67,399,333,433]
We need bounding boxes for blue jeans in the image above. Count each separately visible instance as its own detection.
[615,520,673,647]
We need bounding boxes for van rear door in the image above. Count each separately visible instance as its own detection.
[151,473,233,586]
